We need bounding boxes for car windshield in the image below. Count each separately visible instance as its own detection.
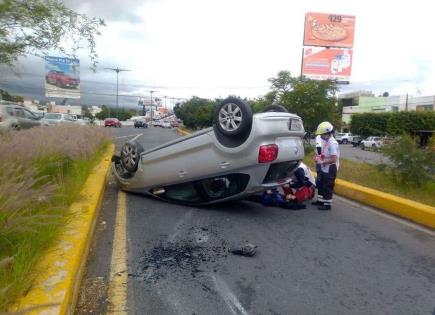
[44,113,61,120]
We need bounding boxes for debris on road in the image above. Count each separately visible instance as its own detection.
[137,226,229,283]
[230,243,257,257]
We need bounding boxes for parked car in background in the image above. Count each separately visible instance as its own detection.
[161,121,171,128]
[170,121,179,128]
[0,105,42,132]
[152,120,162,127]
[351,136,363,147]
[112,98,305,206]
[105,118,122,128]
[45,70,80,88]
[134,120,148,128]
[42,113,75,126]
[360,136,384,150]
[335,133,359,144]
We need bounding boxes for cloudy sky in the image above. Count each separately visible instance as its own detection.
[1,0,434,107]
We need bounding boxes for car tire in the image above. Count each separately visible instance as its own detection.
[214,97,252,137]
[120,141,144,173]
[342,139,348,144]
[262,105,288,113]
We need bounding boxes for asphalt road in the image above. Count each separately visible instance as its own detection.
[77,126,435,315]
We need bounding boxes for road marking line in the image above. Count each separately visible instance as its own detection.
[131,133,143,141]
[107,191,128,314]
[336,195,435,237]
[211,274,249,315]
[114,134,142,139]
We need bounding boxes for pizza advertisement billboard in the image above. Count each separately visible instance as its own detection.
[302,47,353,81]
[45,56,80,99]
[304,12,355,48]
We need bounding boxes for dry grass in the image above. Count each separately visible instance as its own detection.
[0,125,111,311]
[304,152,435,207]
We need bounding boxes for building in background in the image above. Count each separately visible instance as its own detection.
[341,92,434,126]
[50,104,82,115]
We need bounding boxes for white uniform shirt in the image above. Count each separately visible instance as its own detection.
[299,162,316,186]
[321,136,340,173]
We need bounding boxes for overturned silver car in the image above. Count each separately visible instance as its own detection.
[112,97,305,205]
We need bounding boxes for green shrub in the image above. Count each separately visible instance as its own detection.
[381,135,435,186]
[350,111,435,139]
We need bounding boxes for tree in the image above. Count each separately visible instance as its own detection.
[382,91,389,97]
[174,97,217,130]
[268,71,340,133]
[0,89,24,102]
[0,0,105,69]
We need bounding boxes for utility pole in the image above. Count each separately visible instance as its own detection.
[105,67,131,118]
[164,96,167,109]
[149,90,157,121]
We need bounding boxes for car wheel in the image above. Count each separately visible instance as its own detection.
[120,141,144,173]
[214,97,252,137]
[262,105,288,113]
[342,139,348,144]
[12,124,20,131]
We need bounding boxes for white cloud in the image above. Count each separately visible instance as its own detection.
[5,0,435,104]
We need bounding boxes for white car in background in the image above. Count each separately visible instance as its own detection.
[335,133,359,144]
[42,113,75,126]
[360,136,384,150]
[161,121,171,128]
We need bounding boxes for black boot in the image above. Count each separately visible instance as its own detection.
[317,204,331,211]
[311,200,323,206]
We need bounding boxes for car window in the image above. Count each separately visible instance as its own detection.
[14,108,25,117]
[199,174,250,200]
[6,107,14,116]
[162,182,202,203]
[23,109,37,119]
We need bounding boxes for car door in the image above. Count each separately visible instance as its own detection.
[13,107,28,129]
[23,108,40,128]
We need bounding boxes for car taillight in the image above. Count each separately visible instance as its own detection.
[258,144,278,163]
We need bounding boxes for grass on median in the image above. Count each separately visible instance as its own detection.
[0,125,111,311]
[303,152,435,207]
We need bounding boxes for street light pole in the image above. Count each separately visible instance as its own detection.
[104,67,131,118]
[149,90,157,122]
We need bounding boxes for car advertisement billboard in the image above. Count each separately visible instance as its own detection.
[304,12,355,48]
[302,47,353,81]
[45,56,80,99]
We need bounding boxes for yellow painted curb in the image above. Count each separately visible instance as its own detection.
[10,144,115,315]
[334,178,435,229]
[176,127,190,136]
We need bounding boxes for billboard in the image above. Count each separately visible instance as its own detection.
[302,47,353,81]
[45,56,80,99]
[304,12,355,48]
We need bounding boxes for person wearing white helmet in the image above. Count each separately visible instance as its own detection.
[312,121,340,210]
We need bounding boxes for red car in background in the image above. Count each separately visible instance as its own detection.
[104,118,122,128]
[45,70,80,88]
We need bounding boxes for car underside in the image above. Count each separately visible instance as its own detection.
[112,98,305,205]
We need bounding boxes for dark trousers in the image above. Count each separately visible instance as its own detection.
[315,163,322,191]
[318,164,337,205]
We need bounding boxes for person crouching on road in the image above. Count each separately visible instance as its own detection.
[280,162,316,210]
[312,122,340,211]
